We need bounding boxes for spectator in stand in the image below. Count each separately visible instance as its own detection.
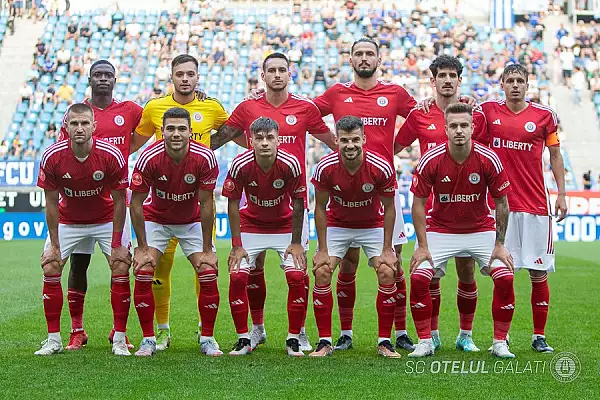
[0,140,9,159]
[23,139,37,159]
[56,81,74,104]
[69,47,84,75]
[40,56,56,77]
[34,39,47,58]
[560,46,575,87]
[313,65,326,88]
[45,123,57,140]
[26,63,40,84]
[96,10,112,32]
[583,170,592,190]
[19,82,33,105]
[45,83,57,105]
[11,134,23,158]
[66,19,78,40]
[80,22,91,39]
[116,21,127,40]
[127,17,142,38]
[56,45,71,68]
[572,67,586,105]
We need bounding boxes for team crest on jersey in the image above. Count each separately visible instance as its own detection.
[286,115,297,125]
[114,115,125,126]
[132,172,143,186]
[377,97,389,107]
[64,187,73,197]
[193,112,203,122]
[469,173,480,184]
[362,183,374,193]
[184,173,196,184]
[492,137,501,148]
[224,179,235,191]
[273,179,285,189]
[524,121,536,133]
[93,170,104,181]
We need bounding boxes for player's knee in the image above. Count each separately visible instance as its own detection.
[136,264,155,274]
[314,266,333,286]
[285,270,304,287]
[111,261,130,275]
[410,270,432,293]
[70,253,91,270]
[456,257,475,283]
[340,249,359,274]
[42,261,62,275]
[529,269,546,278]
[229,271,249,289]
[377,264,395,284]
[197,264,216,274]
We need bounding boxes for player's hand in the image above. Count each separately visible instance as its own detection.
[555,193,568,222]
[245,88,265,101]
[41,244,61,267]
[375,247,397,272]
[459,95,478,107]
[109,246,131,269]
[409,246,433,274]
[196,250,218,273]
[228,246,249,273]
[312,250,332,274]
[285,243,307,270]
[417,96,435,113]
[195,87,207,101]
[488,243,514,273]
[132,246,156,274]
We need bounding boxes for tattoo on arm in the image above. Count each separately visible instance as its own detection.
[291,198,304,244]
[210,124,243,150]
[495,197,509,245]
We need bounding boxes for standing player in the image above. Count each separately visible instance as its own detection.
[131,54,229,350]
[57,60,142,351]
[310,116,400,358]
[394,55,488,352]
[223,117,307,357]
[35,103,131,356]
[129,107,220,357]
[210,52,335,352]
[313,38,416,351]
[481,64,568,353]
[409,103,516,358]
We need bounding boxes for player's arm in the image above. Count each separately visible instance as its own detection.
[394,111,417,154]
[198,189,215,253]
[310,130,337,150]
[131,103,157,153]
[210,124,244,150]
[548,145,568,222]
[130,131,153,154]
[489,195,514,271]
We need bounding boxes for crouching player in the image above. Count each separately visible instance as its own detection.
[409,103,516,358]
[310,116,400,358]
[129,107,220,357]
[36,103,132,356]
[223,117,308,357]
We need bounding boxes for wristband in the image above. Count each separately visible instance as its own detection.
[111,231,123,248]
[232,236,242,247]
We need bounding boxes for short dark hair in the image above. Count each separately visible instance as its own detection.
[335,115,364,136]
[501,63,528,82]
[162,107,191,126]
[171,54,199,70]
[429,55,463,78]
[250,117,279,136]
[262,52,289,71]
[67,103,94,119]
[444,103,473,119]
[351,38,379,55]
[89,59,115,76]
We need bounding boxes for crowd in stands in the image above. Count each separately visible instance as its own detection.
[1,1,581,190]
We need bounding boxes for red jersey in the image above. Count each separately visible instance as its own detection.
[225,93,329,204]
[222,149,306,234]
[411,142,511,234]
[130,140,218,225]
[37,139,128,225]
[481,100,559,216]
[311,150,396,229]
[395,102,489,155]
[59,99,142,162]
[313,80,416,164]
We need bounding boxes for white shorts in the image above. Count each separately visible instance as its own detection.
[146,221,210,257]
[327,227,384,267]
[392,188,408,246]
[69,211,133,254]
[414,231,504,278]
[506,212,555,272]
[44,222,131,261]
[239,232,296,270]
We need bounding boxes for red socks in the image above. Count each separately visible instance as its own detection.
[284,268,305,335]
[43,274,63,334]
[229,271,250,335]
[531,273,550,336]
[429,281,441,331]
[377,283,397,339]
[111,274,131,333]
[491,267,515,340]
[67,289,85,332]
[394,271,407,331]
[457,281,478,331]
[198,270,219,337]
[313,284,333,340]
[336,272,356,331]
[134,271,155,338]
[302,271,310,328]
[410,269,434,339]
[247,269,266,325]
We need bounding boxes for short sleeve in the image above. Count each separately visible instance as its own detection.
[310,165,329,193]
[130,158,152,193]
[312,87,335,117]
[410,164,434,198]
[224,102,247,132]
[58,112,68,141]
[394,111,419,147]
[396,86,417,118]
[130,102,144,130]
[543,109,560,147]
[472,110,489,146]
[135,101,157,137]
[306,102,330,135]
[290,170,307,199]
[211,99,229,129]
[198,152,219,191]
[37,155,58,191]
[487,162,511,198]
[378,169,396,198]
[221,171,243,200]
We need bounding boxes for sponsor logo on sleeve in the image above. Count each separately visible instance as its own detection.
[131,172,143,186]
[498,181,510,192]
[201,178,217,185]
[383,186,395,193]
[295,185,306,194]
[224,179,235,191]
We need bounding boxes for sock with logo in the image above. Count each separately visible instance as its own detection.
[336,272,357,331]
[530,273,550,336]
[111,274,131,334]
[43,274,63,334]
[301,271,310,330]
[313,284,333,343]
[198,270,219,337]
[491,267,515,340]
[410,268,434,339]
[134,271,155,338]
[394,270,408,332]
[229,270,250,336]
[429,281,441,332]
[247,269,266,326]
[457,280,478,331]
[284,268,305,335]
[377,283,397,340]
[67,289,85,332]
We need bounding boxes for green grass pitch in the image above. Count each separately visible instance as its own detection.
[0,240,597,399]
